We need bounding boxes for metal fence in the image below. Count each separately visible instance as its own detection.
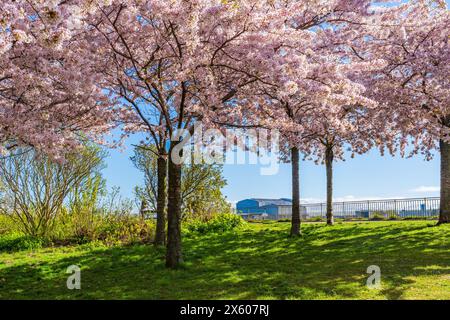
[303,197,440,220]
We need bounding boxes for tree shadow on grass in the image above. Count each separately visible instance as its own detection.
[0,222,449,299]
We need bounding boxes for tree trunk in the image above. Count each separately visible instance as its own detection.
[290,147,301,236]
[439,139,450,224]
[154,155,167,246]
[166,141,183,268]
[325,146,334,226]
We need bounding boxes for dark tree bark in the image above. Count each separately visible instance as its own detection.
[439,139,450,224]
[166,141,183,268]
[154,155,167,246]
[325,146,334,226]
[290,147,301,236]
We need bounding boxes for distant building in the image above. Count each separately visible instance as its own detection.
[236,198,307,220]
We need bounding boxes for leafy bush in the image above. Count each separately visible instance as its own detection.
[306,216,325,222]
[0,214,156,251]
[97,215,155,245]
[186,213,245,234]
[370,212,387,221]
[67,174,105,241]
[0,145,106,237]
[0,233,47,252]
[402,216,425,221]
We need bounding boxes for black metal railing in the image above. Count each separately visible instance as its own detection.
[303,197,440,220]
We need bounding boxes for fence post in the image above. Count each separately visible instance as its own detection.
[394,199,397,217]
[424,198,427,217]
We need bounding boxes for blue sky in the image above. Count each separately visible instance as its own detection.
[102,132,440,206]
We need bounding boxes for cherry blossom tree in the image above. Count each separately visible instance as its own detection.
[260,0,447,230]
[82,0,288,267]
[304,103,383,225]
[356,1,449,223]
[299,27,393,226]
[243,0,382,235]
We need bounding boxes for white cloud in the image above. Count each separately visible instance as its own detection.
[410,186,440,193]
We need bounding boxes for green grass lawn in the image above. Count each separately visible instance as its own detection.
[0,221,449,300]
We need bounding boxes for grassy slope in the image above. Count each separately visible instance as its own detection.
[0,221,449,300]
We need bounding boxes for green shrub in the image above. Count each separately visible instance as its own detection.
[186,213,245,234]
[0,233,48,252]
[97,215,155,245]
[370,212,387,221]
[0,214,156,251]
[402,216,424,221]
[306,216,325,222]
